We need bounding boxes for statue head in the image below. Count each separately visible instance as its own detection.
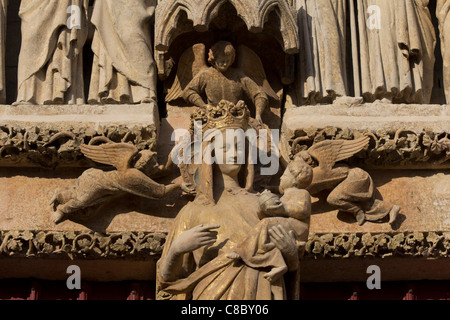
[191,101,254,204]
[279,157,313,193]
[208,41,236,73]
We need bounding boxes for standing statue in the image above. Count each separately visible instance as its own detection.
[0,0,7,104]
[438,0,450,103]
[15,0,88,105]
[291,137,401,226]
[354,0,436,104]
[166,41,280,124]
[295,0,349,104]
[157,102,305,300]
[50,143,183,224]
[88,0,157,105]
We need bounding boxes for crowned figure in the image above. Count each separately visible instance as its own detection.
[157,100,305,300]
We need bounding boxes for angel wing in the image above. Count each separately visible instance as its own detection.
[307,136,370,171]
[165,43,208,102]
[236,45,280,106]
[80,143,139,172]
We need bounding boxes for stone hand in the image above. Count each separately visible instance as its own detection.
[268,225,298,262]
[172,224,220,255]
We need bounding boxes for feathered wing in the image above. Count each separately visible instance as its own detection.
[236,45,280,105]
[165,43,208,102]
[80,143,139,172]
[307,136,370,171]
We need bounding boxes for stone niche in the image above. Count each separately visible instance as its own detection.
[0,0,449,294]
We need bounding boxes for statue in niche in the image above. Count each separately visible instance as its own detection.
[353,0,436,104]
[295,0,349,104]
[50,143,185,224]
[0,0,7,104]
[88,0,158,105]
[165,41,280,125]
[157,102,305,300]
[289,137,401,226]
[438,0,450,103]
[14,0,88,105]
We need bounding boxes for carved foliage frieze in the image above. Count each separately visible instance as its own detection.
[289,126,450,168]
[1,230,448,260]
[0,124,157,168]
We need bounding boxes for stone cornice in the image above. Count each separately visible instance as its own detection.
[0,124,157,168]
[288,126,450,169]
[1,230,448,261]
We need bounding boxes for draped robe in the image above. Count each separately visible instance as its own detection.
[88,0,157,104]
[157,189,300,300]
[355,0,436,103]
[438,0,450,103]
[295,0,349,105]
[16,0,88,105]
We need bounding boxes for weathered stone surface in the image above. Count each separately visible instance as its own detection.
[282,103,450,169]
[0,104,159,167]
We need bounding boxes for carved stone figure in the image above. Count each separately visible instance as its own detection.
[166,41,280,124]
[14,0,88,105]
[226,156,312,284]
[157,102,302,300]
[354,0,436,104]
[295,0,349,104]
[294,137,400,226]
[50,143,182,224]
[438,0,450,103]
[0,0,7,104]
[88,0,157,105]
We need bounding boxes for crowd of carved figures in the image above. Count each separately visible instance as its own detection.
[1,0,450,301]
[0,0,447,105]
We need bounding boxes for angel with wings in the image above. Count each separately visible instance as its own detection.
[50,143,185,224]
[280,136,400,226]
[165,41,280,124]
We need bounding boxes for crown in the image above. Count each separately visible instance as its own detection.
[190,100,250,134]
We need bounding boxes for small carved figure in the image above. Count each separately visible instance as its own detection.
[226,156,312,283]
[294,137,400,225]
[50,143,183,224]
[166,41,280,124]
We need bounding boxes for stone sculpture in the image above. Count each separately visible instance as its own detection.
[226,155,312,284]
[88,0,158,105]
[438,0,450,103]
[353,0,436,104]
[166,41,280,124]
[293,137,400,226]
[14,0,88,105]
[157,102,303,300]
[295,0,349,104]
[50,143,183,224]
